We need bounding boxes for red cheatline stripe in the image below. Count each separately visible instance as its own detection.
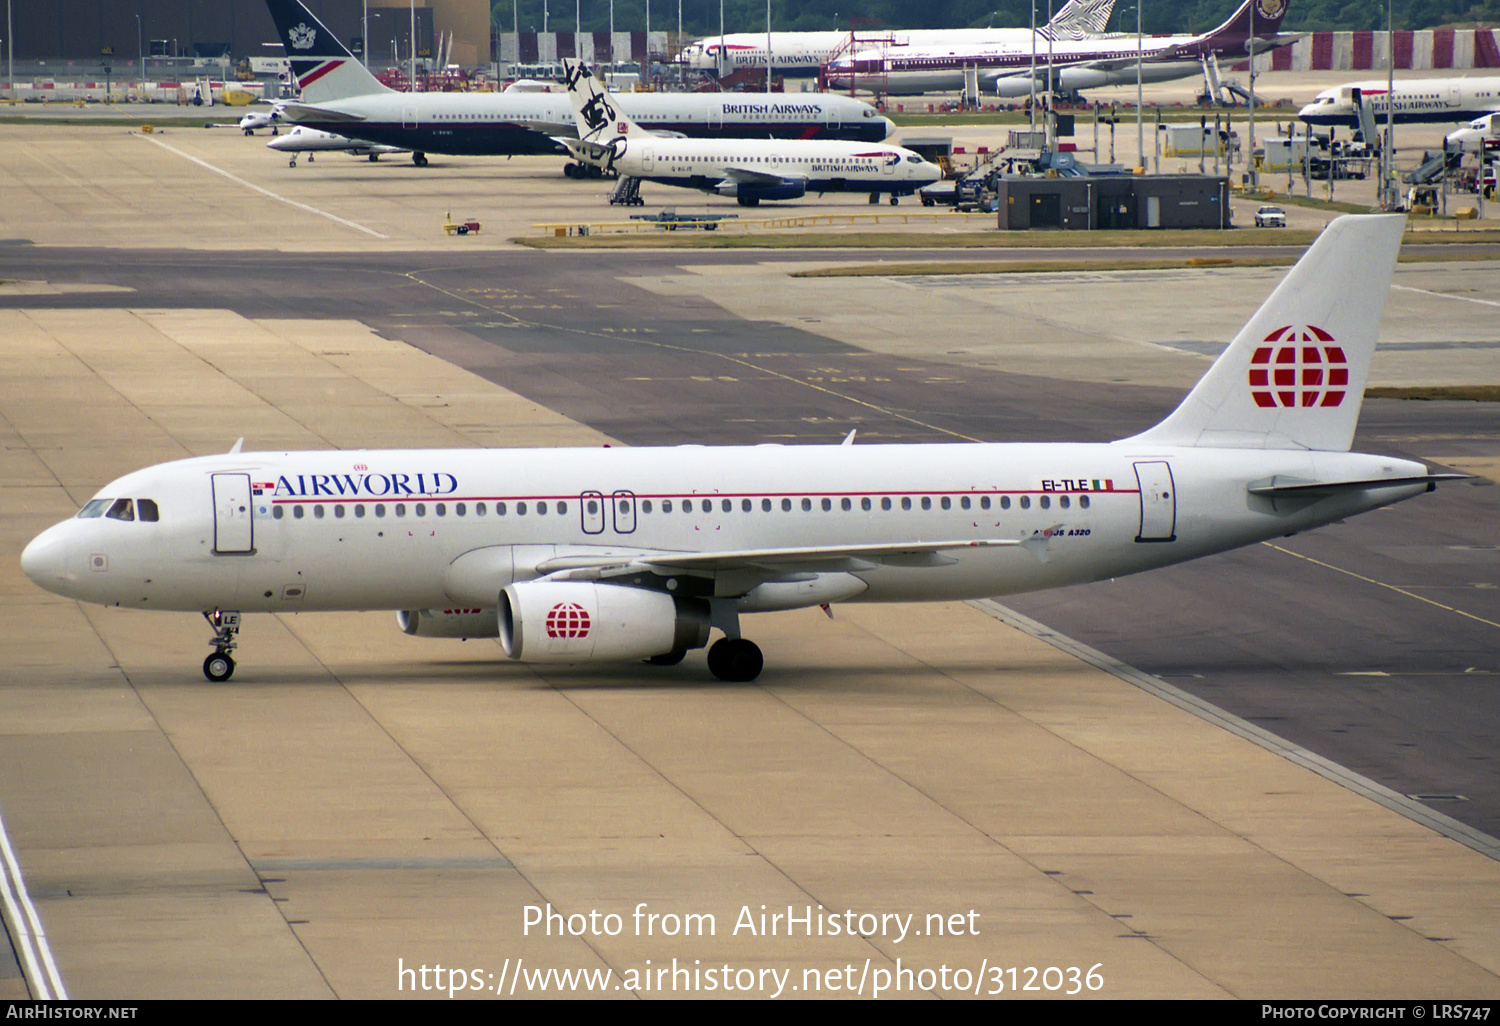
[298,59,345,88]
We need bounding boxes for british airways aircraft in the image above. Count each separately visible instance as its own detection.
[1298,76,1500,128]
[262,0,891,169]
[20,216,1457,684]
[556,60,942,206]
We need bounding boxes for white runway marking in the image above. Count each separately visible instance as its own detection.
[0,803,67,999]
[1393,283,1500,308]
[139,134,389,239]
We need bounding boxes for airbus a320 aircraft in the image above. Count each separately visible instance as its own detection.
[21,217,1458,685]
[556,60,941,206]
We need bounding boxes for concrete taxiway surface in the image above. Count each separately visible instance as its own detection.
[0,104,1497,999]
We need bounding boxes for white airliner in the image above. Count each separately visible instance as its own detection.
[678,0,1118,78]
[826,0,1294,97]
[266,125,408,166]
[262,0,891,170]
[238,102,288,135]
[20,216,1460,685]
[556,60,941,206]
[1299,76,1500,127]
[1446,112,1499,151]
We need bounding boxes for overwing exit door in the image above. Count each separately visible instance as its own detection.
[212,473,255,554]
[1133,461,1177,542]
[612,491,637,534]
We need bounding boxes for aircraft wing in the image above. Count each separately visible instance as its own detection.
[717,166,809,186]
[278,102,367,124]
[536,537,1025,578]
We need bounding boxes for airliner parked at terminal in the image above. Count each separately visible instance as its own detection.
[678,0,1117,78]
[21,217,1459,684]
[826,0,1294,96]
[262,0,891,169]
[556,61,941,206]
[1298,76,1500,127]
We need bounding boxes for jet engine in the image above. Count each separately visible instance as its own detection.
[397,607,500,638]
[499,581,710,663]
[715,177,807,205]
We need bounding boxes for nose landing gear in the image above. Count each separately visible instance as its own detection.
[202,609,241,682]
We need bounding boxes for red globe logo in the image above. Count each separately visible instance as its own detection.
[545,602,591,639]
[1248,326,1348,409]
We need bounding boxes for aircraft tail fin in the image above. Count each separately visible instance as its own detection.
[1198,0,1291,52]
[562,59,648,147]
[1123,214,1405,453]
[1043,0,1119,40]
[265,0,390,102]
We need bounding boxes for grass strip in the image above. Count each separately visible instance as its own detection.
[1365,386,1500,402]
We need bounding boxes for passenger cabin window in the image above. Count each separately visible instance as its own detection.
[105,498,135,521]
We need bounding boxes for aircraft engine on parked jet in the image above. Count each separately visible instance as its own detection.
[397,607,500,638]
[499,581,711,662]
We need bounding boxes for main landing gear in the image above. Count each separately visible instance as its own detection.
[202,609,241,682]
[706,637,763,683]
[412,152,429,167]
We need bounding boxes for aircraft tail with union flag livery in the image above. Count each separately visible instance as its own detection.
[265,0,390,103]
[1124,214,1405,453]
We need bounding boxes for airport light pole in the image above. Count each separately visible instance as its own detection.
[362,1,368,67]
[137,13,144,87]
[1385,0,1396,210]
[1136,0,1144,170]
[409,0,416,89]
[766,0,771,95]
[1029,0,1036,135]
[1247,0,1256,188]
[7,0,12,103]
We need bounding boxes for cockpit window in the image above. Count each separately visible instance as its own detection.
[105,498,135,521]
[137,499,159,522]
[906,154,923,163]
[78,499,110,518]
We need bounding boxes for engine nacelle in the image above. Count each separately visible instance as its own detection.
[397,607,500,639]
[715,177,807,202]
[499,581,710,663]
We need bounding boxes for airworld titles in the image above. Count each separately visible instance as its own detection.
[523,903,980,943]
[271,472,459,498]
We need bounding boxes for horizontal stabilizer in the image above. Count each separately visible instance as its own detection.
[1248,472,1468,496]
[280,103,367,124]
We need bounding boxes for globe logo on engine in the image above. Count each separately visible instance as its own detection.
[1248,326,1348,409]
[545,602,591,639]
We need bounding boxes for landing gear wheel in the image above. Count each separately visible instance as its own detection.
[413,152,429,167]
[646,648,688,666]
[706,638,763,682]
[289,156,297,167]
[244,128,253,136]
[868,192,880,204]
[203,652,235,682]
[563,162,578,178]
[737,195,760,207]
[890,194,899,205]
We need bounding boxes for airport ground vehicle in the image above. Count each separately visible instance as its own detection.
[1255,206,1287,227]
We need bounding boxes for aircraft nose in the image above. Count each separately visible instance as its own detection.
[876,115,896,139]
[20,523,81,594]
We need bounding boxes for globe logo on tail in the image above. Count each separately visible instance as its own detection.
[545,602,591,639]
[1248,326,1348,408]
